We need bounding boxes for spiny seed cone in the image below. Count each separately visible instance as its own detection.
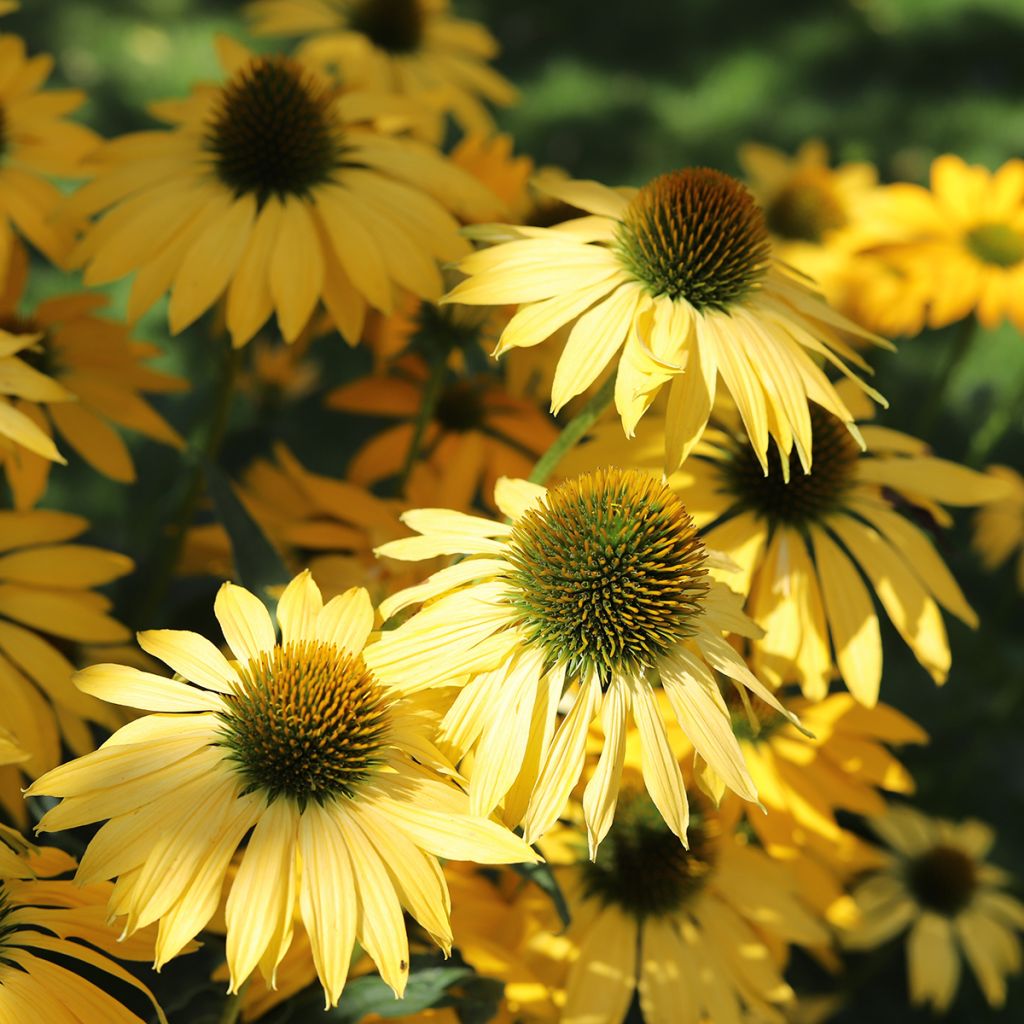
[506,467,710,681]
[221,640,390,807]
[581,790,719,918]
[722,403,860,527]
[615,167,771,311]
[205,57,344,205]
[909,846,978,916]
[350,0,425,53]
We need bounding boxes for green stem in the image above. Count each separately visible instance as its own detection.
[528,374,616,485]
[916,315,977,435]
[395,349,447,495]
[137,339,242,627]
[966,377,1024,467]
[217,980,249,1024]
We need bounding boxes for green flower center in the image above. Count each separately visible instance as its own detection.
[615,168,771,312]
[720,404,860,528]
[434,381,486,433]
[965,223,1024,268]
[765,176,847,243]
[581,791,717,919]
[350,0,425,53]
[220,641,390,808]
[727,689,789,743]
[205,57,345,205]
[506,467,709,682]
[908,845,977,916]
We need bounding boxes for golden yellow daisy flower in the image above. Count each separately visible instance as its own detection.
[0,247,185,509]
[369,468,803,854]
[849,154,1024,334]
[0,507,131,827]
[0,33,98,279]
[842,804,1024,1012]
[0,826,168,1023]
[535,790,828,1024]
[327,353,558,509]
[565,384,1009,705]
[67,36,502,349]
[973,464,1024,592]
[445,167,888,473]
[246,0,518,138]
[28,571,537,1006]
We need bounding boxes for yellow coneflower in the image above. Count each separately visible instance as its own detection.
[28,571,536,1006]
[856,155,1024,333]
[0,826,167,1023]
[0,33,98,279]
[180,442,415,601]
[843,805,1024,1012]
[327,353,558,509]
[565,383,1008,705]
[973,464,1024,592]
[68,36,502,349]
[535,790,828,1024]
[246,0,518,138]
[369,468,802,853]
[445,167,888,472]
[0,507,131,827]
[0,246,185,509]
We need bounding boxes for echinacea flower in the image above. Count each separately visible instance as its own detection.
[0,33,98,279]
[973,464,1024,592]
[68,37,502,348]
[445,167,888,472]
[535,789,828,1024]
[369,468,802,854]
[28,571,536,1006]
[565,384,1008,704]
[843,805,1024,1012]
[0,826,167,1024]
[0,245,185,509]
[246,0,518,137]
[0,507,131,827]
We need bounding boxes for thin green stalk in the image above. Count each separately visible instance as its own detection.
[137,339,242,627]
[395,349,447,494]
[217,980,249,1024]
[916,315,977,435]
[528,374,616,485]
[966,377,1024,467]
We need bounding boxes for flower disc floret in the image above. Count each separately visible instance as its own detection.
[506,467,709,679]
[966,223,1024,268]
[222,640,390,807]
[722,403,859,527]
[350,0,425,53]
[205,57,345,204]
[581,791,718,919]
[908,845,978,916]
[615,168,771,311]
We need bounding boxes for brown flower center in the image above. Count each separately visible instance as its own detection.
[349,0,425,54]
[908,845,978,916]
[764,174,847,243]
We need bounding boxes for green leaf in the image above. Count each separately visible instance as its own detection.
[513,860,571,927]
[205,462,290,613]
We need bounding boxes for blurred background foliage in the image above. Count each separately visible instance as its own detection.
[6,0,1024,1020]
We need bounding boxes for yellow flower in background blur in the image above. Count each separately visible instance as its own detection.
[29,572,536,1005]
[0,508,130,827]
[68,37,502,349]
[246,0,518,138]
[858,155,1024,334]
[0,246,185,509]
[327,353,558,508]
[973,464,1024,592]
[536,790,828,1024]
[180,442,416,601]
[566,383,1008,704]
[0,34,98,279]
[843,805,1024,1012]
[371,469,803,853]
[446,167,888,473]
[0,828,169,1023]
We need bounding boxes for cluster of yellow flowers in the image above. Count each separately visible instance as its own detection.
[1,2,1023,1023]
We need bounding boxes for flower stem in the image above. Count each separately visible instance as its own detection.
[966,376,1024,467]
[395,347,447,495]
[217,980,249,1024]
[917,315,977,435]
[137,338,242,627]
[528,374,616,485]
